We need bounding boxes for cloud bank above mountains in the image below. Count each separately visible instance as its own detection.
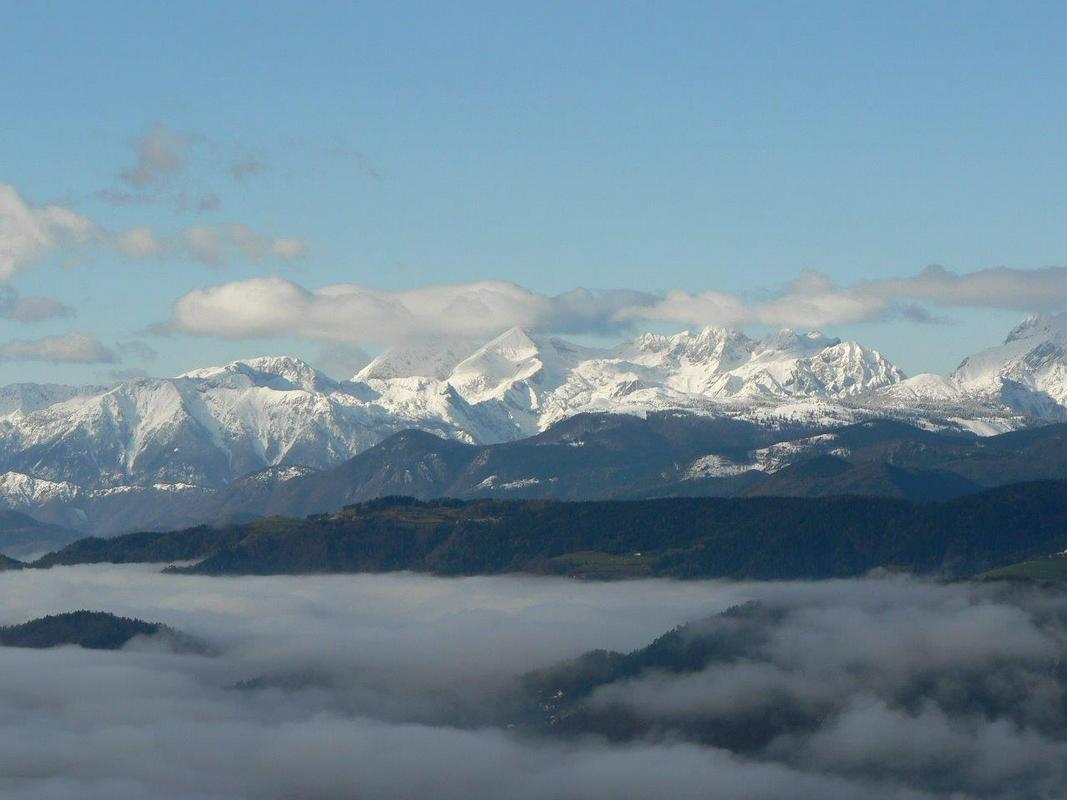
[167,264,1067,347]
[3,566,1067,799]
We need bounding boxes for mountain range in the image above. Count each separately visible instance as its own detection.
[0,313,1064,538]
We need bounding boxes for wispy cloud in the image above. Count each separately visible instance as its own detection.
[228,156,270,184]
[103,124,226,213]
[116,224,307,266]
[0,287,74,323]
[1,182,307,278]
[117,340,157,362]
[119,123,193,189]
[0,332,115,363]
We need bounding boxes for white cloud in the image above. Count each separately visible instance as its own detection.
[161,272,925,347]
[168,277,656,344]
[156,262,1067,347]
[619,266,1067,332]
[0,184,102,282]
[589,266,1067,333]
[620,271,936,330]
[0,332,116,363]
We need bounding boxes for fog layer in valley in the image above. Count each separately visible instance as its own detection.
[3,566,1067,799]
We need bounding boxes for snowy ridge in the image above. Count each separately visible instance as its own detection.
[0,472,81,505]
[682,432,851,480]
[0,317,1061,506]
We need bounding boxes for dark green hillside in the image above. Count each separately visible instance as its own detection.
[33,525,246,568]
[0,552,25,571]
[738,457,983,501]
[516,602,795,749]
[31,480,1067,581]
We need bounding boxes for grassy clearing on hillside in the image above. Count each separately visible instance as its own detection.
[981,558,1067,581]
[544,551,654,579]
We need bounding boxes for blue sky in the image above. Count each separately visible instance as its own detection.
[2,0,1066,383]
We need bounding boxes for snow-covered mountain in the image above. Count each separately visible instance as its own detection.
[953,313,1067,418]
[0,317,1061,515]
[354,338,476,382]
[0,356,486,490]
[446,328,607,435]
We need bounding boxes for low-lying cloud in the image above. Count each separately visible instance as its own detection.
[166,264,1067,347]
[168,277,658,343]
[871,264,1067,311]
[2,566,1067,799]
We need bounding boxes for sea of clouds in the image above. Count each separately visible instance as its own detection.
[1,565,1066,800]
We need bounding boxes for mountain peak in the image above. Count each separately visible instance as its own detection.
[694,324,742,339]
[183,356,336,393]
[1005,312,1067,344]
[354,339,475,382]
[632,326,753,357]
[952,315,1067,416]
[483,326,540,354]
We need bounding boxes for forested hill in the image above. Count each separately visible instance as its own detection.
[0,611,165,650]
[0,610,209,653]
[30,479,1067,581]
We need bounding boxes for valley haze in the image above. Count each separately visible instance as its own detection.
[3,566,1067,799]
